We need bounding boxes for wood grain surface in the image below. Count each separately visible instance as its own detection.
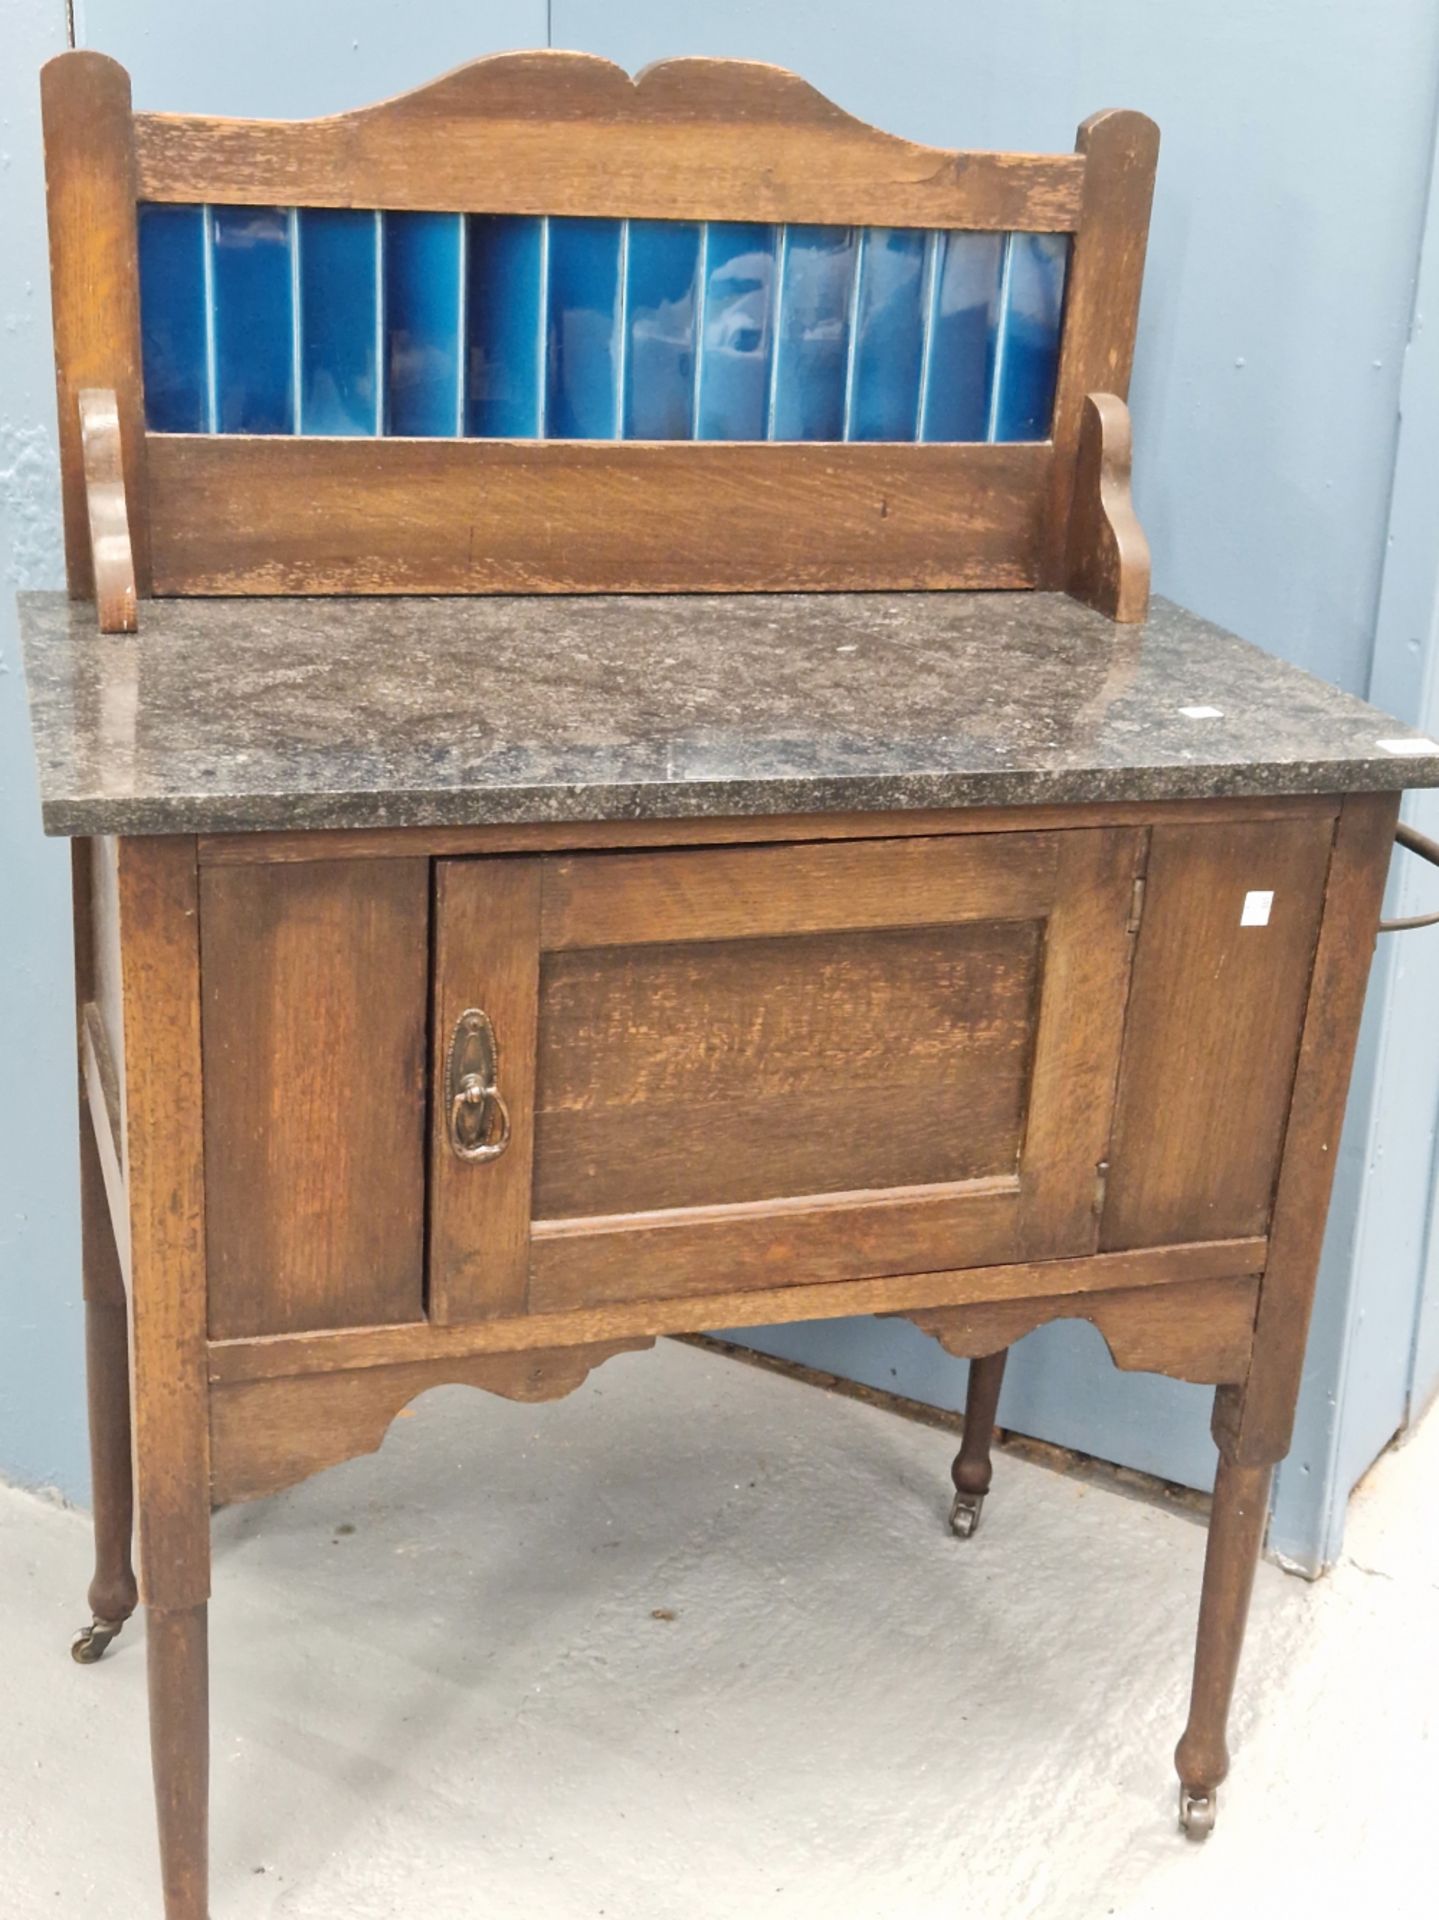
[77,388,138,631]
[429,859,542,1325]
[41,52,150,599]
[1102,814,1335,1249]
[1063,392,1150,622]
[145,436,1051,597]
[133,50,1086,229]
[197,798,1338,869]
[200,859,429,1339]
[208,1238,1268,1386]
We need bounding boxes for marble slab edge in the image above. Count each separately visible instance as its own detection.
[39,758,1439,839]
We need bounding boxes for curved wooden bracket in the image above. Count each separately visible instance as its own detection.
[1063,392,1150,624]
[78,388,138,633]
[209,1336,656,1504]
[899,1276,1257,1387]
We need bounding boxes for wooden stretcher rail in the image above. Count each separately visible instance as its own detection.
[902,1273,1260,1385]
[81,1002,130,1290]
[207,1272,1261,1507]
[207,1236,1268,1385]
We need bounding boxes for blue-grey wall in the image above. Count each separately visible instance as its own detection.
[1,0,82,1498]
[1295,110,1439,1572]
[4,1,1437,1568]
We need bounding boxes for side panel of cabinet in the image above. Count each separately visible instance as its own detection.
[201,858,430,1338]
[89,835,126,1156]
[1101,815,1335,1250]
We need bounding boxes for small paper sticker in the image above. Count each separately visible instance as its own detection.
[1378,736,1439,756]
[1179,705,1224,719]
[1241,890,1274,927]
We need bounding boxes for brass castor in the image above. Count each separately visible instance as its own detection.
[1178,1787,1217,1839]
[949,1491,985,1539]
[71,1617,127,1665]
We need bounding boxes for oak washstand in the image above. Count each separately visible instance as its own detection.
[22,46,1439,1918]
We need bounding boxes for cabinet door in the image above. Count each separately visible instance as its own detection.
[428,831,1140,1323]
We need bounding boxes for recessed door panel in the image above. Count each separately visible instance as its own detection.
[533,918,1042,1219]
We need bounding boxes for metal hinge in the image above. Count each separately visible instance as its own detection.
[1093,1158,1110,1219]
[1127,872,1148,935]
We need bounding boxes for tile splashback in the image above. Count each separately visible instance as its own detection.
[138,205,1067,443]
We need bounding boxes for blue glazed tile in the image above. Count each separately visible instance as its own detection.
[546,217,623,439]
[770,224,856,442]
[850,227,928,441]
[211,205,294,434]
[385,212,464,437]
[466,215,545,438]
[138,203,209,433]
[624,220,700,440]
[919,231,1005,443]
[696,222,777,441]
[298,209,381,435]
[990,231,1068,442]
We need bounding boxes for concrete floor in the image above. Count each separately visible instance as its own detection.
[2,1338,1436,1919]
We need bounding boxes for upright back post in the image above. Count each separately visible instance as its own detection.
[1043,109,1160,585]
[41,51,151,603]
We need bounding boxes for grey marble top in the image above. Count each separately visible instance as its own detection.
[19,589,1439,837]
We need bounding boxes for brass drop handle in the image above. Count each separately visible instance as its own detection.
[446,1008,511,1162]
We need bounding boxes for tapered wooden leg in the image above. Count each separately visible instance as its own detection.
[1173,1450,1274,1837]
[1167,795,1398,1837]
[949,1348,1008,1538]
[112,838,214,1918]
[148,1604,209,1919]
[72,1072,138,1664]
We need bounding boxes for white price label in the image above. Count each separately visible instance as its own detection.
[1240,890,1274,927]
